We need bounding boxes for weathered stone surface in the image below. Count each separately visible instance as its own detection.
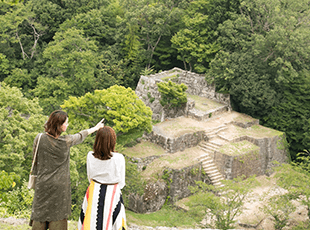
[127,163,210,213]
[135,68,231,121]
[167,164,211,203]
[214,135,288,179]
[128,180,168,213]
[144,130,207,153]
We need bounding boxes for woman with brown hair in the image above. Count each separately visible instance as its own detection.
[78,126,127,230]
[30,110,104,230]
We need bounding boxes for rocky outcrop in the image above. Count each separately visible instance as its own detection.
[127,163,210,213]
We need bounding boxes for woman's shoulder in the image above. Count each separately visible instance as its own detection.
[87,151,94,158]
[112,152,125,160]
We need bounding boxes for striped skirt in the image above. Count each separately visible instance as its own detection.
[78,180,127,230]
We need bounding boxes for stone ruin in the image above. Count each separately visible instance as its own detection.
[135,67,231,122]
[126,67,288,213]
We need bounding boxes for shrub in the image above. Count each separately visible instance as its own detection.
[157,81,187,108]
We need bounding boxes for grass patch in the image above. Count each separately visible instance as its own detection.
[187,94,224,112]
[123,140,165,158]
[156,118,203,137]
[126,205,197,228]
[218,140,259,156]
[141,146,204,179]
[237,125,283,138]
[233,114,257,123]
[0,221,78,230]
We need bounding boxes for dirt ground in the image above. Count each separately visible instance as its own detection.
[235,174,308,230]
[154,111,241,138]
[153,111,271,139]
[175,174,308,230]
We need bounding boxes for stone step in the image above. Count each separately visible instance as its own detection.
[202,159,214,164]
[209,139,226,147]
[218,134,231,142]
[212,177,224,182]
[213,181,224,187]
[198,152,225,188]
[205,126,228,135]
[202,162,217,168]
[198,147,214,155]
[203,168,220,175]
[199,145,218,152]
[203,167,218,174]
[205,125,226,133]
[207,170,222,176]
[206,170,223,178]
[200,142,219,149]
[210,174,224,180]
[198,154,211,161]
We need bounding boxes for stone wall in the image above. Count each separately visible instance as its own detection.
[214,135,288,179]
[214,148,262,180]
[144,130,207,153]
[135,68,230,121]
[173,68,230,105]
[127,163,210,213]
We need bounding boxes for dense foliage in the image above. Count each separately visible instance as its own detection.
[208,0,310,159]
[61,85,152,134]
[157,80,188,108]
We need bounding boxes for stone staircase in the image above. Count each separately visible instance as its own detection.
[198,125,228,188]
[205,125,228,139]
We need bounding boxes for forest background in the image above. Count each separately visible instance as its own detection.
[0,0,310,224]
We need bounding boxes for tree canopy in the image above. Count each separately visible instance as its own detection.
[208,0,310,159]
[0,83,46,180]
[61,85,153,135]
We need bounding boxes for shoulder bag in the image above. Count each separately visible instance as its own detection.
[27,133,42,189]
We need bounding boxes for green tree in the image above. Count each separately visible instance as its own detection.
[0,0,46,89]
[32,28,99,113]
[171,0,240,72]
[0,170,18,203]
[30,0,110,44]
[0,53,10,81]
[0,83,46,181]
[208,0,310,159]
[61,85,153,135]
[188,176,258,230]
[0,1,46,62]
[123,0,185,69]
[293,150,310,172]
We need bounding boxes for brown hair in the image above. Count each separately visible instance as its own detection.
[44,110,68,137]
[93,126,116,160]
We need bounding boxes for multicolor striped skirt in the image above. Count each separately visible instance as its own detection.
[78,180,127,230]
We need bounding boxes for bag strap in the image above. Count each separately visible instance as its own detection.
[30,133,42,175]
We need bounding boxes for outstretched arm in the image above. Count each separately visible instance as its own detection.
[87,118,105,135]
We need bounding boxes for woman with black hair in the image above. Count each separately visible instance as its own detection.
[78,126,127,230]
[30,110,104,230]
